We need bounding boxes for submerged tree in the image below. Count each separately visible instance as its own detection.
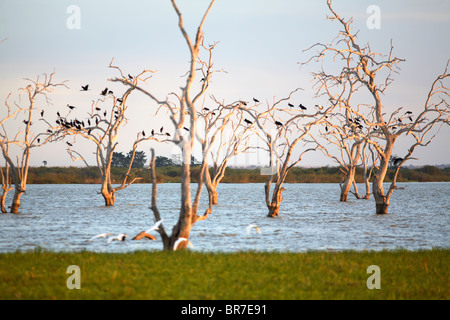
[238,89,334,217]
[199,99,254,205]
[112,0,220,250]
[50,62,156,206]
[304,0,449,214]
[0,72,68,213]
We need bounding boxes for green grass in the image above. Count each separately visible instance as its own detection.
[0,249,448,300]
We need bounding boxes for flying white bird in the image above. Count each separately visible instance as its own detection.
[145,219,163,234]
[107,233,128,243]
[246,224,261,235]
[88,233,114,241]
[173,237,194,250]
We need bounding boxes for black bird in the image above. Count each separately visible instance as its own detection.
[95,107,101,111]
[241,101,247,106]
[23,120,31,125]
[244,118,253,125]
[405,111,413,115]
[151,129,155,136]
[392,157,403,166]
[203,107,210,111]
[103,111,107,117]
[40,110,44,117]
[87,119,91,126]
[57,111,60,117]
[108,90,113,95]
[47,129,53,134]
[325,125,328,132]
[66,141,73,147]
[142,130,145,136]
[165,132,171,137]
[56,119,60,125]
[275,121,283,127]
[299,104,307,110]
[128,74,133,80]
[81,84,89,91]
[408,116,413,122]
[160,126,163,133]
[95,118,99,125]
[37,138,40,143]
[101,87,108,96]
[67,104,75,110]
[253,98,260,103]
[288,103,294,108]
[183,127,189,131]
[117,98,123,103]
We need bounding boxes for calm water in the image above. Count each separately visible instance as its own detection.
[0,182,449,253]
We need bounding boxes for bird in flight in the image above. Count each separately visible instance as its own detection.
[81,84,89,91]
[173,237,194,250]
[88,233,114,242]
[246,224,261,235]
[145,219,164,234]
[107,233,128,243]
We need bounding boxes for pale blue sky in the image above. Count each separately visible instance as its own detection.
[0,0,449,167]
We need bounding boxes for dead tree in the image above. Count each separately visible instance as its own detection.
[238,89,334,217]
[0,72,68,213]
[303,0,449,214]
[111,0,217,250]
[199,100,253,204]
[51,62,156,206]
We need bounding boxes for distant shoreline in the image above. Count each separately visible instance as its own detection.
[20,165,450,184]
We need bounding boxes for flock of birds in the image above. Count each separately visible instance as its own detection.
[87,220,262,251]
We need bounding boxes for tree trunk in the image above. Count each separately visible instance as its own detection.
[266,184,284,218]
[101,183,115,206]
[1,192,7,213]
[362,177,371,199]
[340,167,355,202]
[10,188,23,214]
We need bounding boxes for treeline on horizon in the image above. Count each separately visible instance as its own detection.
[22,164,450,184]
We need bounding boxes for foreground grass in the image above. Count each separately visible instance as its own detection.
[0,249,448,300]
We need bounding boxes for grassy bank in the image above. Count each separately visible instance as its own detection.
[24,165,450,184]
[0,249,448,300]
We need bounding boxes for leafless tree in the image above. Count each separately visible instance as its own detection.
[237,89,334,217]
[303,0,449,214]
[49,61,157,206]
[111,0,217,250]
[0,72,68,213]
[199,99,254,204]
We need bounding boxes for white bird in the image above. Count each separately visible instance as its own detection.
[145,219,163,234]
[246,224,261,235]
[173,237,194,250]
[88,233,114,241]
[107,233,128,243]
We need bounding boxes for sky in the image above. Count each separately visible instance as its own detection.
[0,0,449,168]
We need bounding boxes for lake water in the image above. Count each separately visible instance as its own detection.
[0,182,449,253]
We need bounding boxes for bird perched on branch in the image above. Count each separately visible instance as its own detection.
[288,103,294,108]
[275,120,283,127]
[67,104,76,110]
[253,98,260,103]
[101,87,108,96]
[244,118,253,125]
[299,104,307,110]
